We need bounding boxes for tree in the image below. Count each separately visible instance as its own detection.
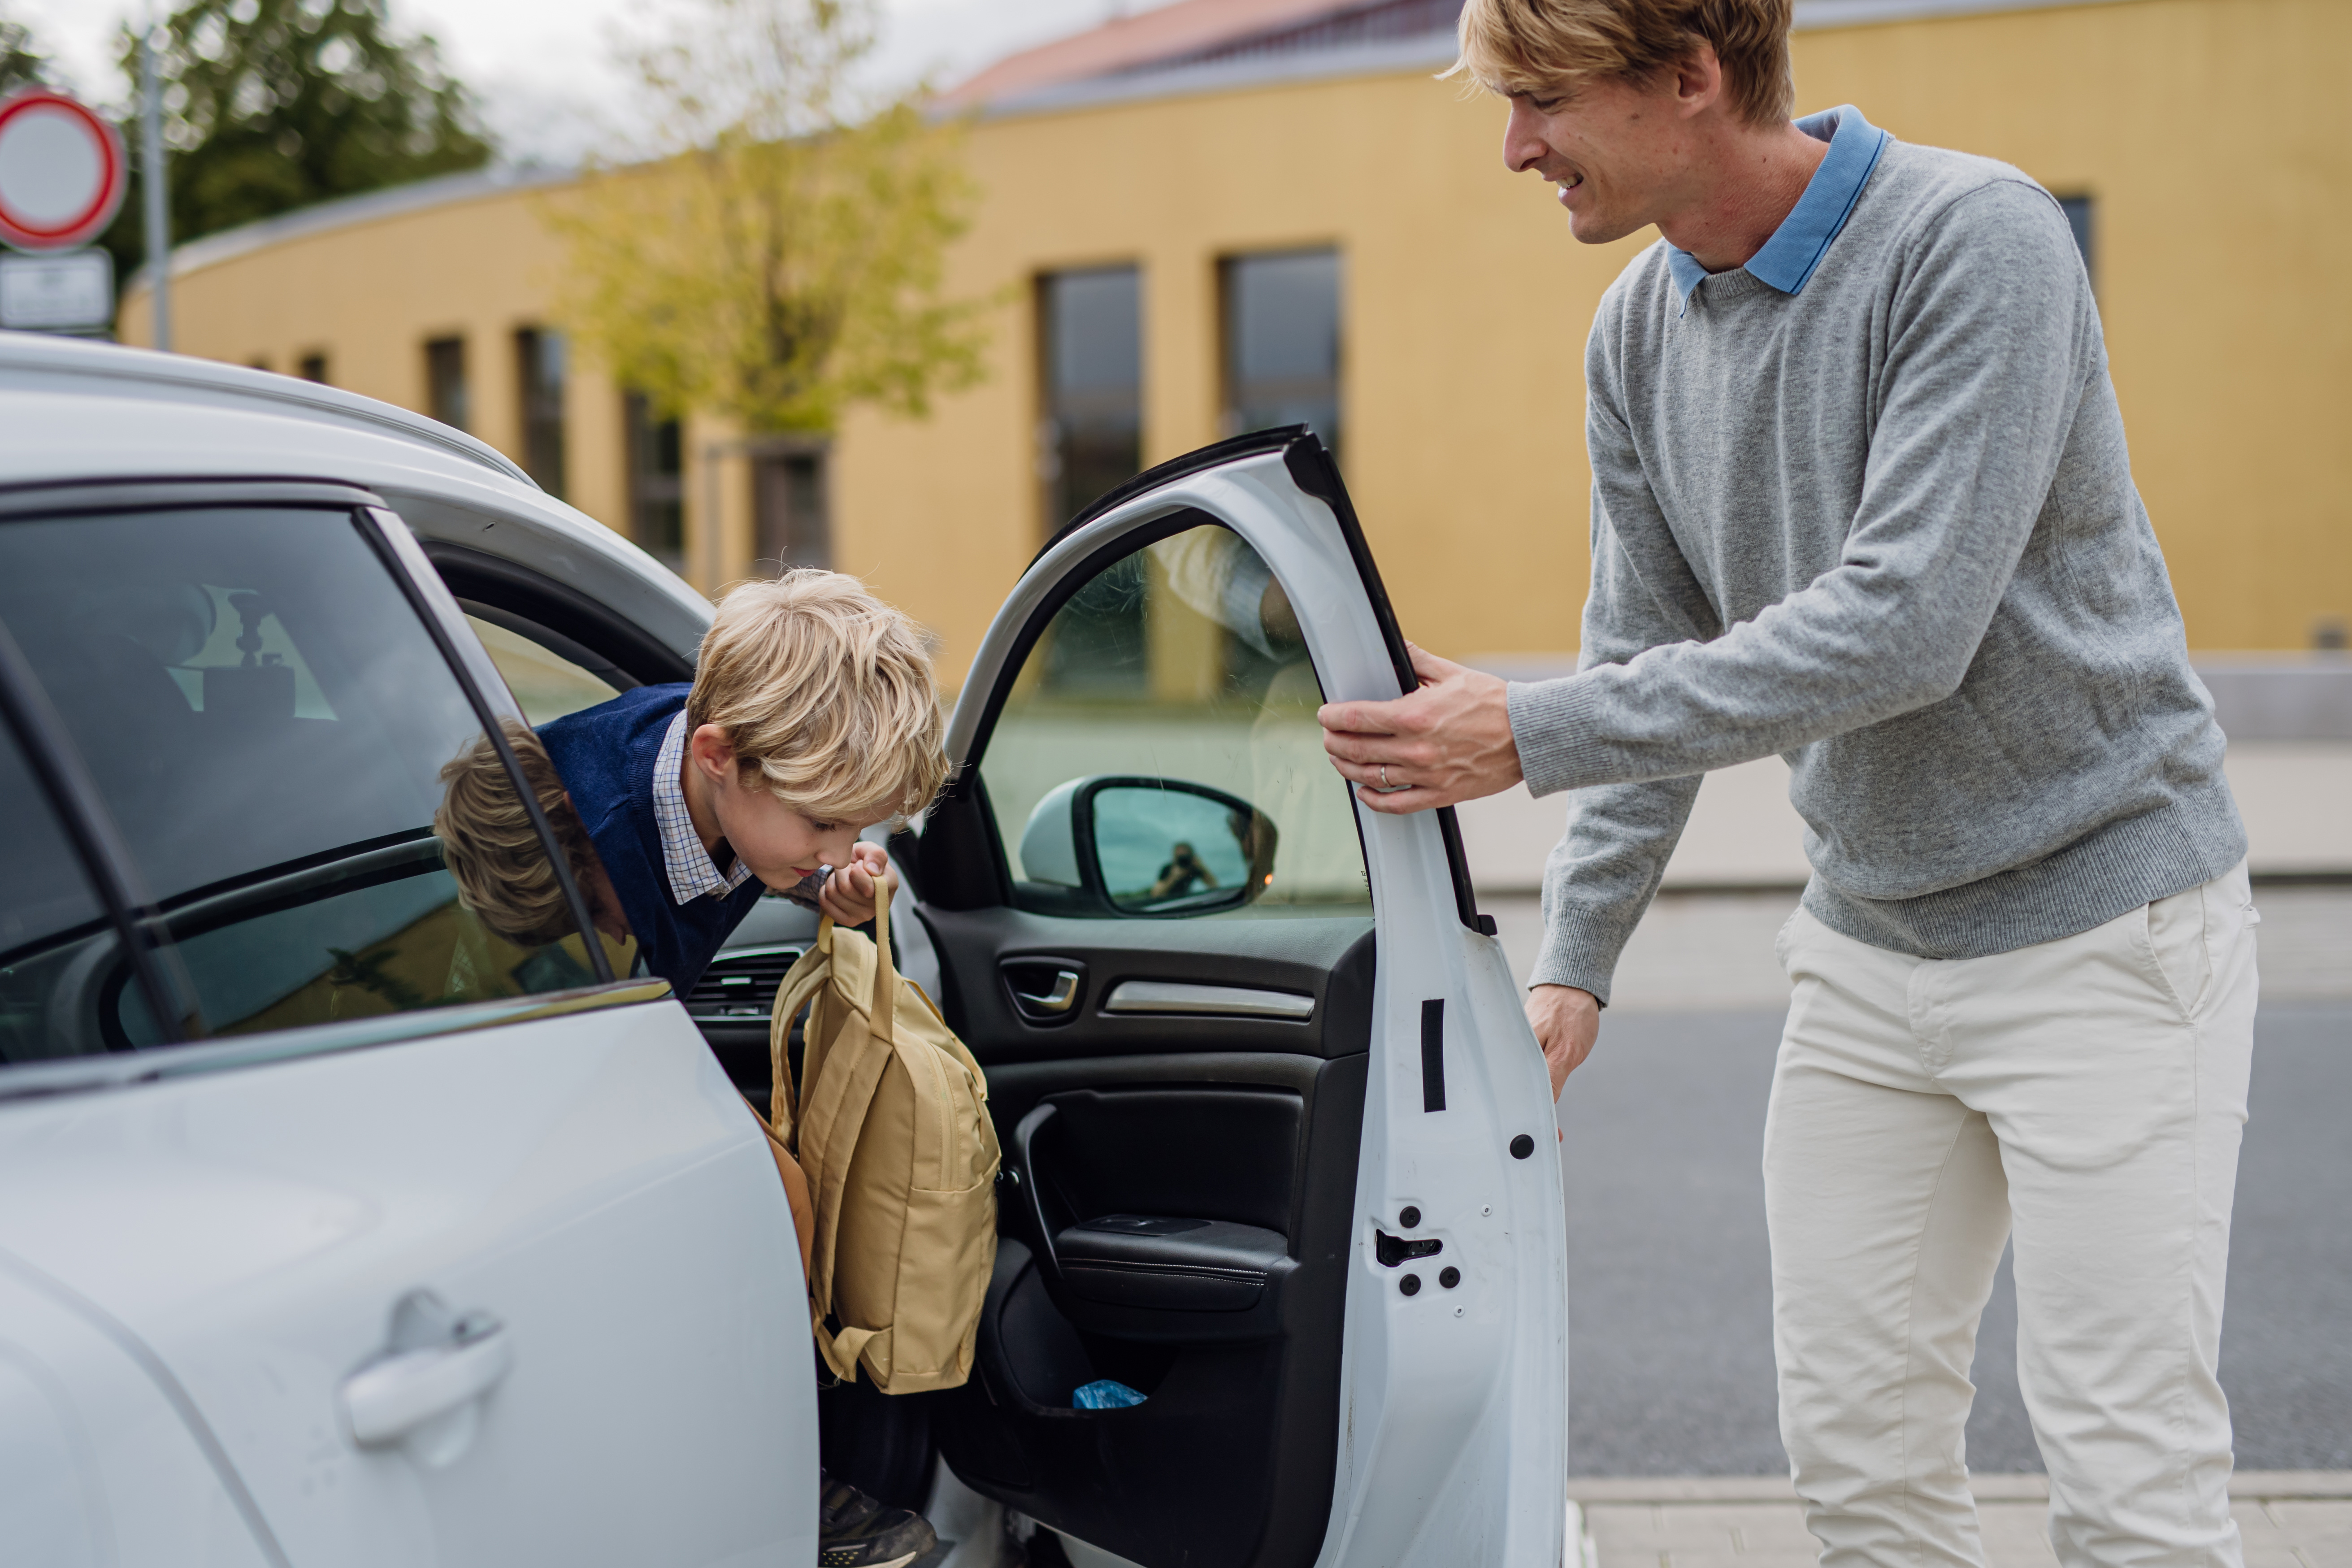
[551,0,989,437]
[1,9,48,97]
[100,0,491,281]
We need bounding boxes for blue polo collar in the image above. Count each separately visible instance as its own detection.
[1666,104,1890,308]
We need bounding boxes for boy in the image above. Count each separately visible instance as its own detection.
[538,568,947,999]
[440,568,950,1568]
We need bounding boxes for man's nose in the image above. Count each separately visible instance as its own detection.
[1502,99,1549,174]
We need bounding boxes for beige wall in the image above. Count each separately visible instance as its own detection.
[122,0,2352,682]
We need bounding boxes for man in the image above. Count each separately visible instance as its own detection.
[1317,3,2257,1566]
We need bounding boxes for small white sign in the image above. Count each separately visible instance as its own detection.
[0,248,113,330]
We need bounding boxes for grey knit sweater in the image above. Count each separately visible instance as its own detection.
[1507,115,2243,1003]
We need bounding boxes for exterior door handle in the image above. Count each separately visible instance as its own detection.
[1014,969,1080,1015]
[341,1292,512,1467]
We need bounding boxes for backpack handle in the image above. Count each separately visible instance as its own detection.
[812,866,898,1046]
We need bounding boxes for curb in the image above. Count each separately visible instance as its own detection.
[1565,1470,2352,1505]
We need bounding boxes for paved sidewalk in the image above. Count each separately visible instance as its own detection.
[1568,1474,2352,1568]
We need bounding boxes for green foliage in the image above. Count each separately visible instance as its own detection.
[551,0,990,436]
[100,0,491,282]
[1,11,48,97]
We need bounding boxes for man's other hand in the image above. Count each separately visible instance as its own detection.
[1527,984,1600,1100]
[819,841,894,927]
[1317,643,1524,815]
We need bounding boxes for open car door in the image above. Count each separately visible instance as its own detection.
[909,429,1567,1568]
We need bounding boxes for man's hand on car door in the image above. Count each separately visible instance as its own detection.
[1317,644,1524,813]
[1527,984,1600,1102]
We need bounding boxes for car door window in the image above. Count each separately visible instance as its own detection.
[0,722,115,1064]
[465,613,625,724]
[981,520,1370,917]
[0,505,618,1055]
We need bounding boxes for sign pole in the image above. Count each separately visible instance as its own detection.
[138,26,170,352]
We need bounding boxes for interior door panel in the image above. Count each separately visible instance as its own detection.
[921,899,1372,1564]
[937,1055,1367,1568]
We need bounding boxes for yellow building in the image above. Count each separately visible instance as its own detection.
[118,0,2352,683]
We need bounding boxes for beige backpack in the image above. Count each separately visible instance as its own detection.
[760,896,999,1393]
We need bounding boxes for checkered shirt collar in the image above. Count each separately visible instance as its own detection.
[653,709,755,905]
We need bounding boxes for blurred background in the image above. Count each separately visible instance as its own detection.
[3,0,2345,1484]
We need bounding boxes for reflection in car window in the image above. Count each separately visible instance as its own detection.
[0,506,624,1058]
[0,722,114,1064]
[982,521,1370,918]
[466,615,623,724]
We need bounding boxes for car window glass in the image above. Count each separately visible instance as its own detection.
[0,722,114,1064]
[0,506,624,1055]
[980,521,1370,918]
[466,614,622,724]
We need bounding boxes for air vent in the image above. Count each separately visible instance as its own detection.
[684,945,803,1020]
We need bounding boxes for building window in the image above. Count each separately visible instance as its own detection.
[424,335,468,431]
[297,352,328,384]
[754,445,829,571]
[515,327,567,499]
[2057,194,2094,291]
[1222,248,1341,462]
[623,391,685,572]
[1038,265,1143,534]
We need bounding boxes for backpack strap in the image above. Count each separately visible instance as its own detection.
[794,912,899,1317]
[766,935,834,1150]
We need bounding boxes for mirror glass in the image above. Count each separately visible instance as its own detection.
[1092,785,1262,914]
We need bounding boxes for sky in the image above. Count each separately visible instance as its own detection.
[8,0,1178,163]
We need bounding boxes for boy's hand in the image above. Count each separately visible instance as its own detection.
[818,841,894,927]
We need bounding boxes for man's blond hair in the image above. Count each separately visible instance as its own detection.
[435,721,601,949]
[1449,0,1795,127]
[688,569,947,823]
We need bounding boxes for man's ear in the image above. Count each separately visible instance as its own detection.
[1671,40,1723,116]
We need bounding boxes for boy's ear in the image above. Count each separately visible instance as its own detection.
[687,723,737,781]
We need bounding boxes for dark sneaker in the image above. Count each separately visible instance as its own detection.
[819,1471,939,1568]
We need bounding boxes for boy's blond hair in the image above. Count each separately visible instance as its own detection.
[688,569,947,823]
[1449,0,1795,128]
[435,721,602,949]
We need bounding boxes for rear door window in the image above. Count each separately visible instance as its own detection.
[0,505,618,1056]
[0,721,113,1064]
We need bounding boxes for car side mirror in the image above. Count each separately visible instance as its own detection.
[1018,775,1279,916]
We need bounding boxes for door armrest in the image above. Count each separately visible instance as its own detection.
[1050,1214,1294,1340]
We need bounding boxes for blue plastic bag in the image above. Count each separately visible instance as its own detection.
[1073,1379,1147,1410]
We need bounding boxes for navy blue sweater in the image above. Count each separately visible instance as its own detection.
[539,684,764,999]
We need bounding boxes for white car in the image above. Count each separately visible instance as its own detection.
[0,334,1568,1568]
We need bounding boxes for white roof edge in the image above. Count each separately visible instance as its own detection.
[123,162,579,296]
[977,0,2147,119]
[0,333,533,486]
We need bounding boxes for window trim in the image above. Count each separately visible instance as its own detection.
[357,506,616,985]
[0,978,674,1107]
[424,541,694,688]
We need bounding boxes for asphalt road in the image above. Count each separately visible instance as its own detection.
[1554,1002,2352,1477]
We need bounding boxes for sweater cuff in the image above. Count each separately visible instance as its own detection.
[1527,916,1624,1008]
[1507,675,1616,799]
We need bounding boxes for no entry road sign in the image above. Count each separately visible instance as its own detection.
[0,90,129,253]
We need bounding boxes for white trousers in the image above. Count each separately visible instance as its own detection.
[1763,862,2260,1568]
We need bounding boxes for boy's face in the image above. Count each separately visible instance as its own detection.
[711,772,881,893]
[686,723,884,892]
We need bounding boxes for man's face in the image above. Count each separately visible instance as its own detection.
[708,771,877,894]
[1501,70,1701,245]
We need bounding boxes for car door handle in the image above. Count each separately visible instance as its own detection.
[1013,969,1081,1015]
[341,1309,512,1462]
